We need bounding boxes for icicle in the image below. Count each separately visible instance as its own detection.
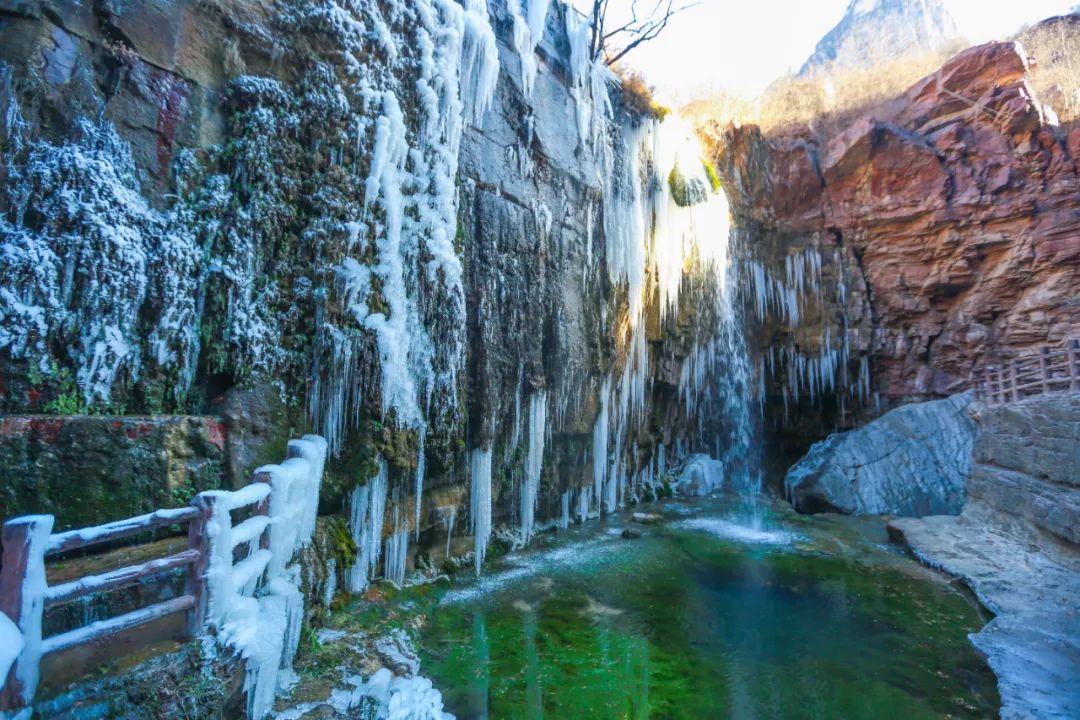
[347,459,388,593]
[415,427,426,540]
[520,391,548,544]
[384,504,409,587]
[558,490,570,530]
[592,377,610,512]
[444,508,457,558]
[470,448,493,575]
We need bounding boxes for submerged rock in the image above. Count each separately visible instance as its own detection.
[620,528,642,539]
[631,512,663,525]
[785,392,974,516]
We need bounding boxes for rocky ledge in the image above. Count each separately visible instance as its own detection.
[890,393,1080,719]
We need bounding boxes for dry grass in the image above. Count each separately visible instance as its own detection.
[1017,14,1080,122]
[682,42,967,140]
[685,14,1080,139]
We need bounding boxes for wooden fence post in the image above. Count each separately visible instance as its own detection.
[0,515,54,713]
[1010,361,1020,402]
[1039,347,1051,393]
[253,469,274,552]
[185,498,212,637]
[1069,339,1079,392]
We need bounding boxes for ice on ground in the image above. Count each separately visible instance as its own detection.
[442,535,623,605]
[677,517,804,546]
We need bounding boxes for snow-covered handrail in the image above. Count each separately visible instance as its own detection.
[0,434,328,718]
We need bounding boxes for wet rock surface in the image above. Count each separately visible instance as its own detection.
[785,392,974,515]
[0,415,226,529]
[890,512,1080,720]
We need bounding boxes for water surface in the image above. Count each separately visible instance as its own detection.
[420,499,999,719]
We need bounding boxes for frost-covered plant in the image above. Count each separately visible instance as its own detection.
[0,102,200,407]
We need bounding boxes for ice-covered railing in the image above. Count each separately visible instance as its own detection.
[0,435,327,720]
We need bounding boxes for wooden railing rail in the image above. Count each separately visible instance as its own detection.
[0,450,293,715]
[972,338,1080,405]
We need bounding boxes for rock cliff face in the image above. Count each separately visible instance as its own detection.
[0,1,745,565]
[784,392,974,516]
[713,40,1080,456]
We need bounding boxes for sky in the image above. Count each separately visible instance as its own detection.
[569,0,1078,100]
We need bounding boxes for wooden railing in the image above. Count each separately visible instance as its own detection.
[972,339,1080,405]
[0,436,325,716]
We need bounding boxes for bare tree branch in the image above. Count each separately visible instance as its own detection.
[589,0,699,66]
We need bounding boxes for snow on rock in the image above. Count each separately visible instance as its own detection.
[275,630,451,720]
[0,93,201,406]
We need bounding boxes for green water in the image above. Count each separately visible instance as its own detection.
[419,500,999,719]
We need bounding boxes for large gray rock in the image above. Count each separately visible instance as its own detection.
[785,392,974,515]
[889,392,1080,719]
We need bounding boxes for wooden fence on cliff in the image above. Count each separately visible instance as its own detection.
[0,436,325,715]
[972,338,1080,405]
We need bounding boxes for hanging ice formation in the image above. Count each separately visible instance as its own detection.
[746,241,869,424]
[582,110,762,506]
[347,459,389,593]
[470,448,494,575]
[384,499,410,587]
[308,0,501,458]
[296,0,502,594]
[506,0,553,97]
[520,391,548,543]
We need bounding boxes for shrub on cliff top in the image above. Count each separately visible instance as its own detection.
[616,69,670,121]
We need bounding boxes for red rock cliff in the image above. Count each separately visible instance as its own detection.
[714,41,1080,415]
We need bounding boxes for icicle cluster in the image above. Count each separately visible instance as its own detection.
[747,242,871,422]
[303,0,501,463]
[346,459,389,593]
[506,0,552,97]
